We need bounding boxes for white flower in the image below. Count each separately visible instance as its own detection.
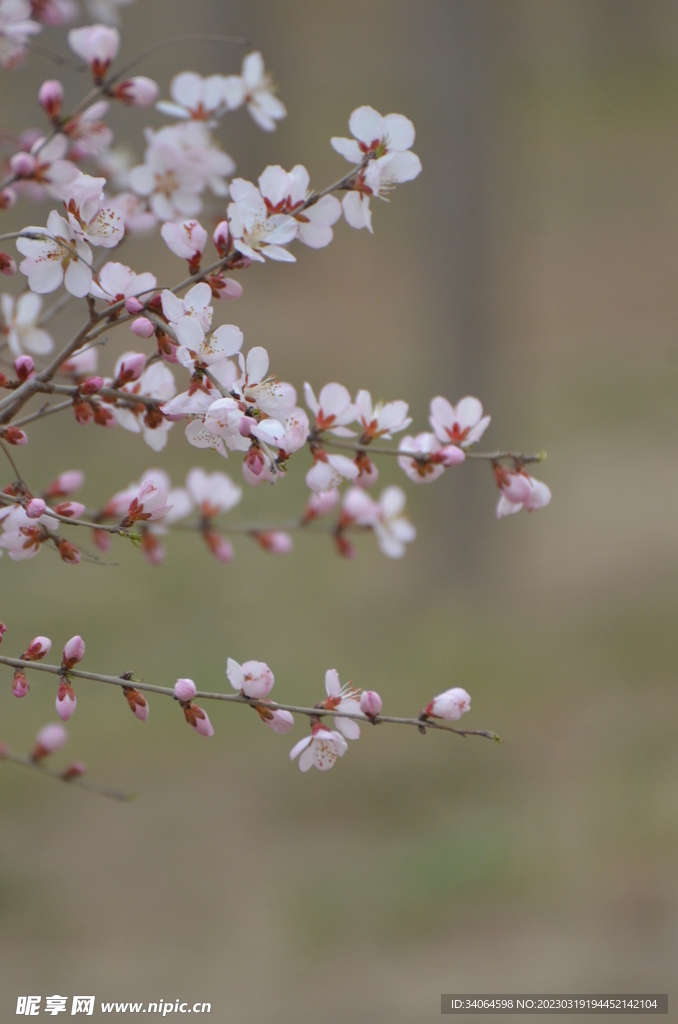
[398,432,447,484]
[332,106,422,233]
[68,23,119,80]
[222,51,286,131]
[157,72,229,123]
[323,668,362,739]
[161,282,213,334]
[425,688,471,721]
[290,724,348,772]
[161,218,207,261]
[258,164,341,249]
[11,134,79,201]
[355,389,411,440]
[1,292,53,356]
[306,453,359,493]
[0,0,41,70]
[64,101,113,156]
[227,178,298,262]
[304,382,356,436]
[112,361,176,451]
[66,173,124,248]
[226,658,274,699]
[16,211,93,296]
[429,395,490,448]
[90,261,156,303]
[373,486,416,558]
[234,346,287,418]
[173,467,242,519]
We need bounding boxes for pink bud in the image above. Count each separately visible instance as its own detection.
[22,635,52,661]
[213,220,230,256]
[360,690,382,717]
[500,472,533,504]
[0,250,17,274]
[38,79,64,118]
[187,704,213,737]
[114,352,146,385]
[62,761,86,780]
[113,76,159,107]
[68,25,120,83]
[80,376,103,394]
[12,670,29,698]
[256,531,293,555]
[125,296,144,314]
[25,498,46,519]
[9,152,36,177]
[46,470,84,498]
[303,488,339,522]
[56,681,77,720]
[62,634,85,668]
[161,219,207,262]
[439,445,466,467]
[14,355,35,381]
[0,622,6,641]
[245,449,265,476]
[264,709,294,734]
[174,678,197,702]
[0,189,16,210]
[2,427,28,445]
[130,317,154,339]
[208,274,243,301]
[204,532,234,564]
[124,687,149,721]
[238,416,255,438]
[54,501,85,518]
[355,458,379,488]
[31,722,67,760]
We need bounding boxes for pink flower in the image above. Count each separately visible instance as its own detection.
[360,690,382,717]
[0,0,41,70]
[303,488,339,523]
[114,76,159,107]
[373,486,416,558]
[68,24,119,82]
[176,467,242,519]
[258,164,341,249]
[424,687,471,722]
[290,724,348,772]
[398,432,458,484]
[62,634,85,668]
[429,395,490,448]
[227,177,298,262]
[227,657,274,699]
[494,467,551,518]
[66,173,124,248]
[90,261,156,304]
[56,679,77,720]
[31,722,67,760]
[61,346,98,377]
[322,668,362,739]
[306,453,359,493]
[46,470,84,498]
[157,71,229,122]
[111,362,176,451]
[121,477,172,525]
[0,295,47,358]
[173,677,197,702]
[32,0,78,26]
[161,219,207,264]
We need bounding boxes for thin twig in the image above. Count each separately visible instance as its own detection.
[0,748,132,801]
[0,657,500,742]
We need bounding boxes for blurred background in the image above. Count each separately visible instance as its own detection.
[1,1,677,1020]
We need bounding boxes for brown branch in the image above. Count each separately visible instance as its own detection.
[0,747,132,801]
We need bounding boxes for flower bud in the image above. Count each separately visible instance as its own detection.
[46,470,84,498]
[207,273,243,301]
[182,701,213,737]
[0,250,17,274]
[56,680,77,720]
[56,538,81,563]
[439,445,466,467]
[14,355,34,381]
[22,636,52,661]
[124,687,149,721]
[255,706,294,734]
[68,25,120,83]
[80,376,104,394]
[425,687,471,722]
[174,678,197,702]
[213,220,230,256]
[114,351,146,385]
[256,531,293,555]
[38,79,64,119]
[62,635,85,668]
[360,690,382,717]
[12,670,29,698]
[130,317,154,339]
[113,76,159,107]
[0,622,6,641]
[1,427,28,445]
[62,761,86,780]
[0,190,16,212]
[203,532,234,564]
[354,457,379,488]
[25,498,46,519]
[9,152,36,177]
[53,501,84,519]
[31,722,67,761]
[303,488,340,522]
[125,296,144,314]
